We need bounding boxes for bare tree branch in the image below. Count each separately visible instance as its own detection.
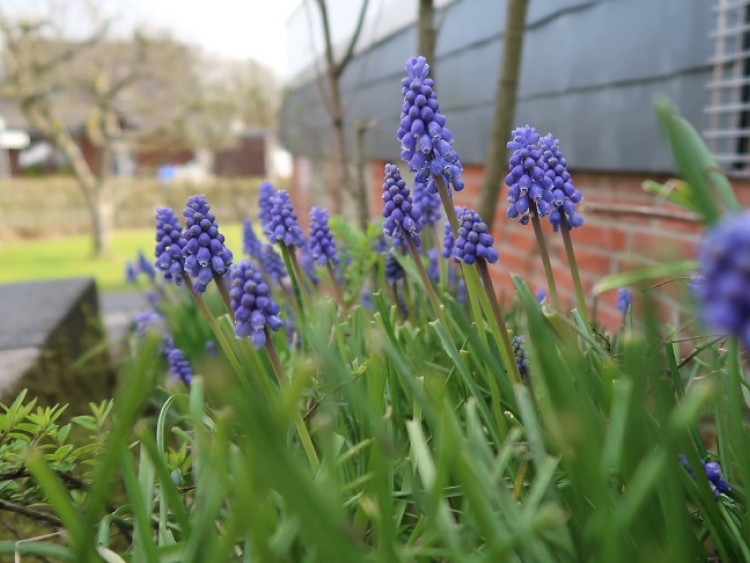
[335,0,371,78]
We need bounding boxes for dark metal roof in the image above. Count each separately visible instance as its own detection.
[280,0,713,173]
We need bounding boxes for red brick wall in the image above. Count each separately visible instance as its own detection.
[294,157,750,330]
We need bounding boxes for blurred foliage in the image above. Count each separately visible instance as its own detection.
[0,101,747,562]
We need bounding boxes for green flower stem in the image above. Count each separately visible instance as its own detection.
[325,262,347,310]
[264,330,287,386]
[461,264,489,347]
[280,283,299,317]
[389,283,406,320]
[406,236,451,337]
[264,336,320,472]
[401,277,417,325]
[475,259,522,386]
[430,224,447,293]
[243,334,320,473]
[434,174,459,234]
[213,273,233,315]
[288,247,315,316]
[434,174,486,342]
[279,244,306,322]
[529,206,560,310]
[560,215,592,334]
[185,277,244,382]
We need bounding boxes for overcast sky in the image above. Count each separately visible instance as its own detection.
[5,0,301,76]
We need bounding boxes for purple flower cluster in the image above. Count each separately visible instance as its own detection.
[243,219,263,261]
[262,243,287,285]
[382,164,422,247]
[397,56,464,196]
[167,348,193,385]
[413,179,442,228]
[385,251,404,286]
[308,206,340,266]
[134,311,192,385]
[535,288,547,303]
[138,251,156,281]
[299,245,321,286]
[442,217,455,259]
[452,207,498,265]
[679,455,730,498]
[266,190,306,249]
[427,248,439,283]
[616,288,632,314]
[125,261,138,284]
[154,207,187,286]
[512,335,528,377]
[505,125,553,225]
[540,134,583,231]
[258,181,276,232]
[182,196,233,293]
[229,259,283,349]
[696,212,750,346]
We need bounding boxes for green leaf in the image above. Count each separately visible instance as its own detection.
[593,260,696,294]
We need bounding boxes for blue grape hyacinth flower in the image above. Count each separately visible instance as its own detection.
[616,288,632,315]
[413,179,443,228]
[512,335,528,377]
[540,134,583,232]
[243,218,263,261]
[167,348,193,385]
[138,250,156,281]
[382,163,422,248]
[229,259,283,349]
[397,56,464,196]
[154,207,187,286]
[258,181,276,233]
[299,245,321,286]
[182,195,233,293]
[125,261,139,284]
[505,125,553,225]
[308,206,340,266]
[427,248,439,283]
[696,211,750,347]
[261,243,287,286]
[266,190,306,249]
[442,215,456,259]
[385,251,404,286]
[678,455,730,498]
[452,206,499,265]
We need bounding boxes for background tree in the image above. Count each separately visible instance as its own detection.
[0,7,277,256]
[312,0,371,215]
[477,0,530,229]
[418,0,437,81]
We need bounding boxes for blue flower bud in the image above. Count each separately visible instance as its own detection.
[452,206,499,265]
[265,190,306,249]
[243,219,263,261]
[399,56,464,195]
[154,207,187,286]
[309,206,340,266]
[382,164,422,247]
[182,196,233,293]
[229,259,283,350]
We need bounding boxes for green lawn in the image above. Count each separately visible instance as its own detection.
[0,223,244,292]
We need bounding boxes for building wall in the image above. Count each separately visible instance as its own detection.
[281,0,714,173]
[283,0,725,329]
[290,154,750,330]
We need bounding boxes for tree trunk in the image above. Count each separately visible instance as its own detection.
[418,0,437,76]
[477,0,530,229]
[354,120,371,231]
[90,188,114,257]
[328,70,349,215]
